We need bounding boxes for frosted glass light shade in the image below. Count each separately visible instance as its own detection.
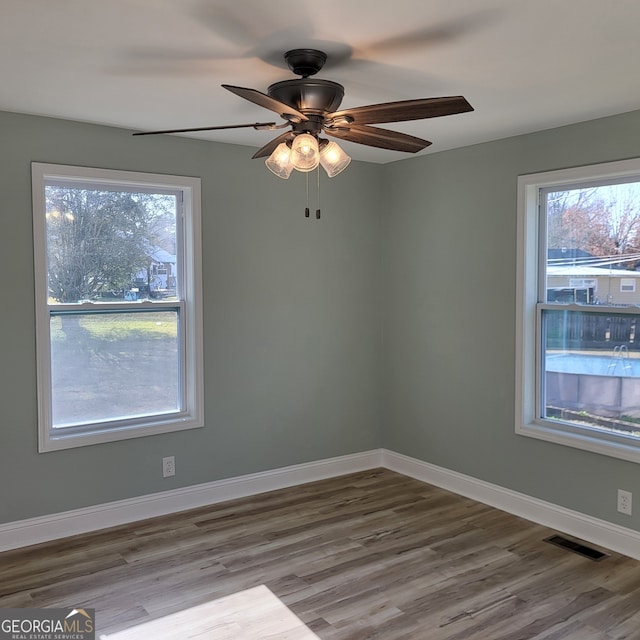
[265,143,293,179]
[320,141,351,177]
[290,134,320,172]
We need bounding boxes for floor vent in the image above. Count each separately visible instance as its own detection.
[544,534,608,561]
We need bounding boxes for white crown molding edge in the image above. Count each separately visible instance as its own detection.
[381,449,640,561]
[1,448,639,561]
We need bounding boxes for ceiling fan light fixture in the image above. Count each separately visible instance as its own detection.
[290,133,320,172]
[319,140,351,177]
[265,142,293,179]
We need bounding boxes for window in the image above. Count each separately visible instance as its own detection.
[32,164,203,451]
[517,158,640,463]
[620,278,636,293]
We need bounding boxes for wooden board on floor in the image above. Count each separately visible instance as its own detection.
[100,585,320,640]
[3,469,640,640]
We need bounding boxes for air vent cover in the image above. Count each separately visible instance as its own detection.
[544,535,608,561]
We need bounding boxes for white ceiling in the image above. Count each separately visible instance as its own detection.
[3,0,640,163]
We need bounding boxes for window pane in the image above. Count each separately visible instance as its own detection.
[50,311,180,428]
[545,182,640,305]
[45,184,178,303]
[543,308,640,438]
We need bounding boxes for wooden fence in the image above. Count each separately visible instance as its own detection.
[545,311,639,351]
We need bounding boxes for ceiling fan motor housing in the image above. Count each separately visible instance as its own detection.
[268,79,345,117]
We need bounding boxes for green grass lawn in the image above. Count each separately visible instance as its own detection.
[51,312,177,341]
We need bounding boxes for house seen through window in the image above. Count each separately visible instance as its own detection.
[517,159,640,463]
[32,164,203,451]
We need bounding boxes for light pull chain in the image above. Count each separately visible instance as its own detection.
[316,165,321,219]
[303,168,322,220]
[305,171,310,218]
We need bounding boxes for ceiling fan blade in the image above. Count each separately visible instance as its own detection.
[325,124,431,153]
[252,131,294,159]
[222,84,308,122]
[362,12,499,55]
[328,96,473,126]
[133,122,277,136]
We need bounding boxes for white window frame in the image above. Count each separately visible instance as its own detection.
[516,158,640,464]
[32,163,204,452]
[620,278,636,293]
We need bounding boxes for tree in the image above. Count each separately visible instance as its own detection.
[546,184,640,267]
[45,186,175,303]
[605,185,640,258]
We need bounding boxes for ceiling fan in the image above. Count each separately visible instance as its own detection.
[134,48,473,179]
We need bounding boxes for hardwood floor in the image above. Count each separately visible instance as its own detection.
[100,585,322,639]
[2,469,640,639]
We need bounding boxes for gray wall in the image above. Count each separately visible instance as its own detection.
[0,111,383,522]
[2,107,640,535]
[383,110,640,532]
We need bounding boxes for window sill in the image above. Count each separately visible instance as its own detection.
[516,419,640,464]
[40,414,204,452]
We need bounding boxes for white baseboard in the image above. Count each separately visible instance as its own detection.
[0,450,383,552]
[2,447,639,562]
[382,449,640,561]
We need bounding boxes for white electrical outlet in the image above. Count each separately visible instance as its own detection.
[162,455,175,478]
[617,489,632,516]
